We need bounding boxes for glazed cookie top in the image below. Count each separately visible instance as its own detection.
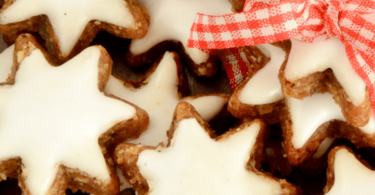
[325,147,375,195]
[313,138,335,159]
[0,0,135,56]
[106,52,227,147]
[129,0,232,64]
[288,93,375,149]
[0,45,136,195]
[0,44,13,83]
[137,118,286,195]
[285,37,367,106]
[239,43,286,105]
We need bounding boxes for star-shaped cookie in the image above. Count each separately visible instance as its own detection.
[105,51,229,147]
[0,44,14,84]
[324,146,375,195]
[114,101,302,195]
[279,36,372,127]
[125,0,233,77]
[281,92,375,166]
[229,41,290,124]
[0,34,149,195]
[0,0,149,63]
[228,38,375,167]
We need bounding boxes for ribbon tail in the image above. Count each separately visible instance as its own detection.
[216,48,251,91]
[187,4,305,50]
[345,43,375,115]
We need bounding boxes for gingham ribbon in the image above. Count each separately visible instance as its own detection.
[217,48,251,91]
[188,0,375,114]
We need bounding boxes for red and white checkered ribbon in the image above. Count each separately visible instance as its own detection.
[188,0,375,114]
[216,48,251,91]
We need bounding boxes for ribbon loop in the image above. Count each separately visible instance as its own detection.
[322,0,342,39]
[187,0,375,114]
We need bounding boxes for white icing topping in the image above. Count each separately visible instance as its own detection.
[325,148,375,195]
[0,0,135,57]
[285,37,366,106]
[0,44,14,83]
[239,44,286,105]
[313,137,335,159]
[289,93,345,149]
[137,118,284,195]
[105,52,227,147]
[289,93,375,149]
[129,0,232,64]
[0,47,136,195]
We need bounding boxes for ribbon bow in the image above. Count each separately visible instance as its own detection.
[187,0,375,114]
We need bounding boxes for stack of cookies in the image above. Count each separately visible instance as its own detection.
[0,0,374,195]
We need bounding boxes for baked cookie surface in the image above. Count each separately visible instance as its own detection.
[0,34,149,195]
[0,0,149,63]
[324,146,375,195]
[125,0,233,77]
[106,51,229,190]
[229,37,375,168]
[279,37,372,127]
[229,41,290,124]
[282,92,375,166]
[114,101,302,195]
[106,51,229,147]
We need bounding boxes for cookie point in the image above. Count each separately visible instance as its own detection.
[175,101,195,119]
